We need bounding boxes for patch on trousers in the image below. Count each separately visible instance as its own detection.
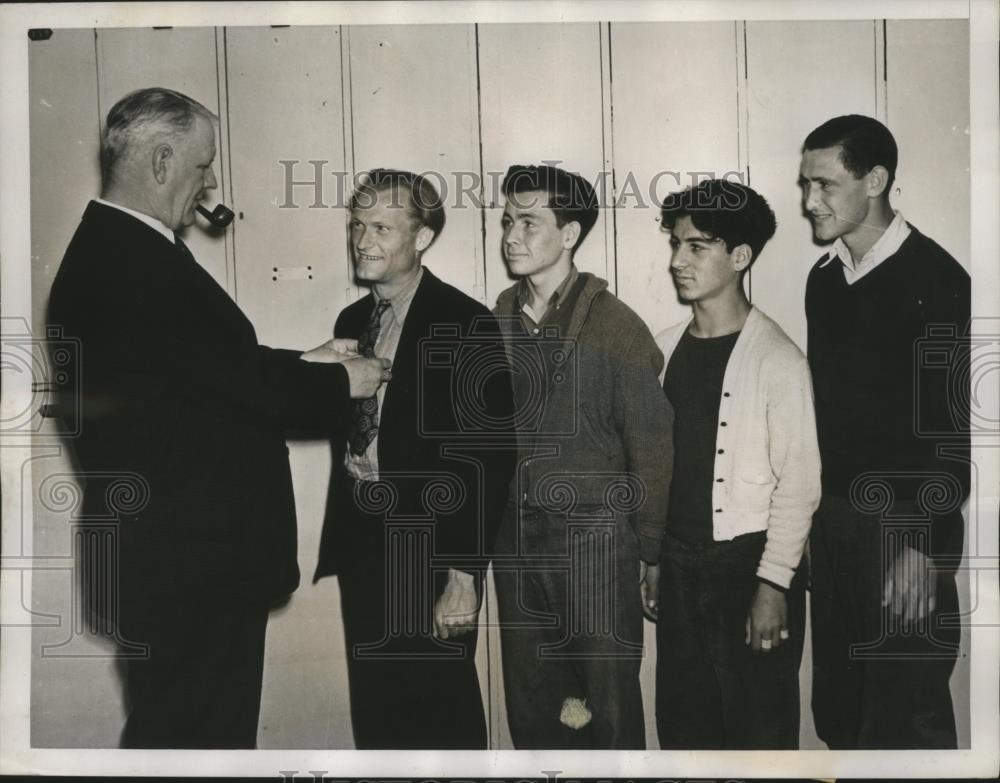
[559,697,592,729]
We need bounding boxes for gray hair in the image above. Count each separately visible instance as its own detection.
[100,87,216,187]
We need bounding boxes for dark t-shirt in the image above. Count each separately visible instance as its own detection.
[663,328,741,544]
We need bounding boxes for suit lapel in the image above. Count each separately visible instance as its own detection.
[339,294,374,340]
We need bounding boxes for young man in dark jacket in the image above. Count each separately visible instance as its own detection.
[314,169,515,749]
[492,164,673,749]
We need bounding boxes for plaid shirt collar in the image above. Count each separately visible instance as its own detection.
[515,264,579,322]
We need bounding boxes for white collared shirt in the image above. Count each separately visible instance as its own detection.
[821,210,911,285]
[345,266,425,481]
[94,198,175,245]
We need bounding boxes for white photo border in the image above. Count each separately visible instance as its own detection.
[1,0,997,778]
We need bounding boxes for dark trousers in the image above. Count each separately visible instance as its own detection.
[655,531,805,750]
[810,496,960,749]
[494,505,645,749]
[337,480,486,749]
[118,598,269,749]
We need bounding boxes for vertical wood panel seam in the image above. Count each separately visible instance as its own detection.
[92,29,102,149]
[876,20,889,124]
[741,20,749,185]
[221,28,237,300]
[473,26,498,741]
[735,22,743,175]
[882,18,888,83]
[468,22,497,745]
[340,26,358,306]
[345,29,356,176]
[216,27,235,298]
[473,24,489,307]
[737,21,752,302]
[600,22,618,295]
[95,29,105,128]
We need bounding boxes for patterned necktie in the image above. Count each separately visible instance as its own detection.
[348,299,392,456]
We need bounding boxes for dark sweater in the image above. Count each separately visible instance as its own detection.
[805,225,970,554]
[663,328,741,545]
[494,272,674,563]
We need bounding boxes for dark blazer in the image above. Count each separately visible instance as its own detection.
[47,201,352,611]
[315,267,515,580]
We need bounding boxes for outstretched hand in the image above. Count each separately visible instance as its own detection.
[300,338,360,363]
[301,338,390,398]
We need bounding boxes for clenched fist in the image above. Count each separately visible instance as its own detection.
[342,356,392,398]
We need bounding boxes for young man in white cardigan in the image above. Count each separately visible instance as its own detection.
[647,179,821,749]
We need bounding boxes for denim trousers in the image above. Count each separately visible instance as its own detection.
[494,504,646,749]
[655,530,805,749]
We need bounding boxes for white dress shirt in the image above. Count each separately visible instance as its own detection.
[345,266,424,481]
[821,210,911,285]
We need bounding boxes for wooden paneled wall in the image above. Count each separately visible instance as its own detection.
[28,20,970,749]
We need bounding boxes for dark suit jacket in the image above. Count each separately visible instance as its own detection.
[47,201,352,611]
[315,267,515,581]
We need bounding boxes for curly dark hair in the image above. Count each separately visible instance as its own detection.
[660,179,777,265]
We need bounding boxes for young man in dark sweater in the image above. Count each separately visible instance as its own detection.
[799,114,971,749]
[492,164,673,748]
